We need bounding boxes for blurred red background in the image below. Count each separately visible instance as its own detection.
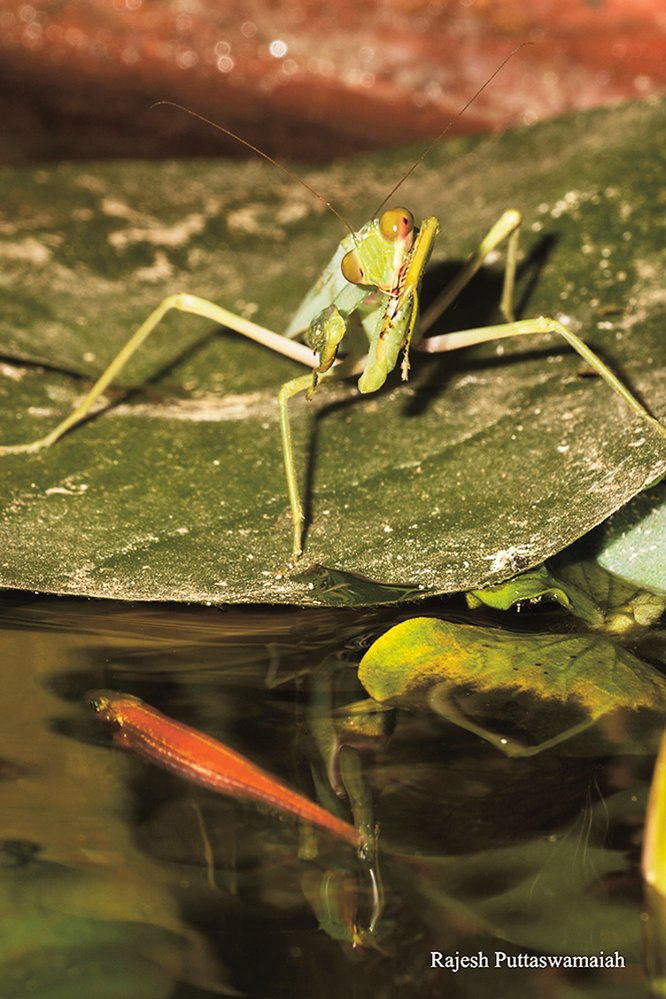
[1,0,665,163]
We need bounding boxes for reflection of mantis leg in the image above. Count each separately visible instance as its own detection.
[308,658,385,945]
[338,746,384,938]
[416,316,666,438]
[0,293,317,456]
[428,683,596,757]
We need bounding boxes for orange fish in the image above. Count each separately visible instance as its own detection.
[87,690,362,850]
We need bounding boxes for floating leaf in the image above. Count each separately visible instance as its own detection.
[0,100,664,603]
[466,485,666,630]
[550,554,666,633]
[358,617,666,755]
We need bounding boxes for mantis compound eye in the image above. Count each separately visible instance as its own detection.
[379,207,414,242]
[341,248,366,285]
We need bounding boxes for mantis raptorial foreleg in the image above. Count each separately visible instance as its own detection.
[0,293,318,456]
[416,316,666,439]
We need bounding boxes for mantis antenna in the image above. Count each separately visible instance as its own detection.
[151,100,359,240]
[373,42,533,217]
[154,41,532,238]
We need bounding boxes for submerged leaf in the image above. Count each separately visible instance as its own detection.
[358,617,666,755]
[468,554,666,634]
[394,794,638,958]
[466,565,572,613]
[0,100,664,603]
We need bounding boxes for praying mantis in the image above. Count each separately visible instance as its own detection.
[1,54,664,565]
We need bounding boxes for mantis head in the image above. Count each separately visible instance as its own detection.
[341,207,415,292]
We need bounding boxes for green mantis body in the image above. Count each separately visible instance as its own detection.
[0,191,664,561]
[285,209,438,389]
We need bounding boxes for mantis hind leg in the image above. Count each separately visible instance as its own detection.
[420,209,522,335]
[0,293,317,456]
[416,316,666,439]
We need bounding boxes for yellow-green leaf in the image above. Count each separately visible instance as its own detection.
[358,616,666,755]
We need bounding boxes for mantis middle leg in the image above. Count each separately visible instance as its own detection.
[0,293,317,455]
[279,367,350,560]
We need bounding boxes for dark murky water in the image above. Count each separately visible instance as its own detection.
[0,591,659,999]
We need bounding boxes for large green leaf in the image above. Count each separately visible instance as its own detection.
[0,100,664,603]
